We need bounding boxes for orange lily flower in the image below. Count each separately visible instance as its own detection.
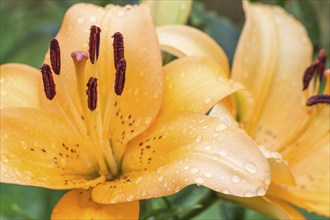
[0,3,271,219]
[157,1,329,219]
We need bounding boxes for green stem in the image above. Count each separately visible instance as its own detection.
[180,190,218,220]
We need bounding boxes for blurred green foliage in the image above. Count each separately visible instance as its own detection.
[0,0,329,219]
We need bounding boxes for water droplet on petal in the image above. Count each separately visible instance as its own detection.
[218,149,227,156]
[157,167,164,173]
[195,177,205,184]
[89,16,97,22]
[1,153,9,163]
[232,175,240,183]
[195,135,202,143]
[127,194,134,201]
[117,10,125,17]
[59,158,67,168]
[243,162,257,174]
[183,165,190,170]
[264,178,271,186]
[204,171,213,178]
[204,97,212,104]
[76,17,85,24]
[190,168,199,174]
[244,191,254,197]
[222,188,230,194]
[158,176,163,182]
[256,186,266,196]
[215,124,227,132]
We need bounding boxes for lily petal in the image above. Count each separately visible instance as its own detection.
[277,107,330,216]
[159,56,242,116]
[52,189,139,219]
[221,194,305,220]
[43,3,164,163]
[92,114,270,204]
[232,1,313,151]
[1,108,104,189]
[0,64,41,109]
[101,4,163,163]
[157,25,229,75]
[42,3,104,107]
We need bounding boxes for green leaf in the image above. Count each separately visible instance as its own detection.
[0,183,66,219]
[189,1,240,64]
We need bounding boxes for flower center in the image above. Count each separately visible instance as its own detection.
[40,25,128,180]
[303,49,330,106]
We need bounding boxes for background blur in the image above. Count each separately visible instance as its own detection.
[0,0,329,219]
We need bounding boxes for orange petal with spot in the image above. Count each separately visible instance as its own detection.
[159,56,242,117]
[1,108,104,189]
[52,189,139,219]
[232,1,313,151]
[157,25,229,75]
[276,107,330,216]
[1,64,41,109]
[92,114,270,204]
[100,5,163,163]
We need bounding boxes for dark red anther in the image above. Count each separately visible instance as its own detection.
[112,32,124,69]
[317,49,327,82]
[41,64,56,100]
[50,39,61,75]
[306,94,330,106]
[114,58,126,96]
[86,77,98,111]
[89,25,101,64]
[303,61,318,90]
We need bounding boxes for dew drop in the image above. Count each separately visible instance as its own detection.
[76,17,85,24]
[195,177,205,184]
[264,178,271,186]
[183,165,190,170]
[244,191,254,197]
[1,153,9,163]
[195,135,202,143]
[218,149,227,156]
[158,176,163,182]
[59,158,67,168]
[222,188,230,194]
[204,171,213,178]
[117,10,125,17]
[190,168,199,174]
[144,117,152,124]
[20,141,28,150]
[157,167,164,173]
[89,16,97,22]
[202,125,208,130]
[204,97,212,104]
[135,176,144,183]
[256,186,266,196]
[231,175,240,183]
[127,194,134,201]
[215,124,227,132]
[204,145,212,150]
[243,161,257,174]
[175,186,180,192]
